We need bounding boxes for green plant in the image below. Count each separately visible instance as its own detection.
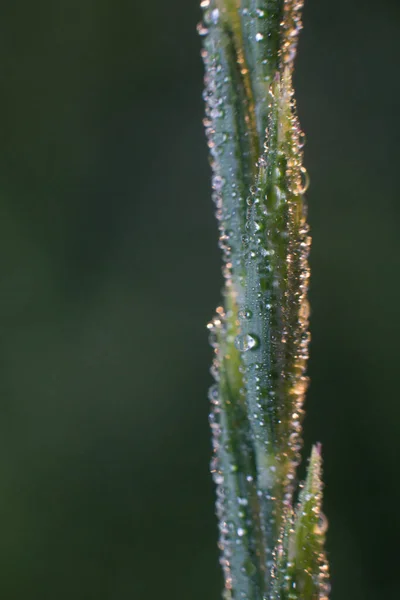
[200,1,330,598]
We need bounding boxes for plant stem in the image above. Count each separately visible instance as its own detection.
[201,2,330,598]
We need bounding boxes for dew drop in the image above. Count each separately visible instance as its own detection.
[234,334,259,352]
[211,8,219,24]
[212,175,225,191]
[208,384,219,405]
[314,513,329,535]
[238,308,253,320]
[213,472,224,485]
[197,23,209,36]
[249,184,259,195]
[298,166,310,194]
[210,362,219,381]
[255,33,264,42]
[298,130,306,148]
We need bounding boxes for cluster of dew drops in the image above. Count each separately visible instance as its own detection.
[235,79,312,486]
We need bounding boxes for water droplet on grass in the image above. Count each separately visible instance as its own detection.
[208,384,219,405]
[298,167,310,194]
[211,8,219,24]
[238,308,252,320]
[234,334,259,352]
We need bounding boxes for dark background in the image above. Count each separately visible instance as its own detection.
[0,0,398,598]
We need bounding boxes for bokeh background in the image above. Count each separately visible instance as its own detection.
[0,0,398,598]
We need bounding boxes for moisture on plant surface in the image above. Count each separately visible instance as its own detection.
[200,1,330,598]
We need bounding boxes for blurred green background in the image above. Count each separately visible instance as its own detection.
[0,0,398,598]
